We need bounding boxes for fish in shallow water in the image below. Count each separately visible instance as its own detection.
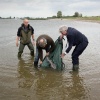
[46,57,56,69]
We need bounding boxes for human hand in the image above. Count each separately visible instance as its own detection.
[46,52,49,56]
[60,34,64,39]
[60,53,66,58]
[32,41,35,46]
[39,61,43,64]
[16,42,19,47]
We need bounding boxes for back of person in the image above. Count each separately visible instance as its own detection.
[36,34,55,50]
[67,27,88,46]
[59,25,88,71]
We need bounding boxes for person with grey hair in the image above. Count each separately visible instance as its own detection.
[34,34,55,67]
[59,25,88,71]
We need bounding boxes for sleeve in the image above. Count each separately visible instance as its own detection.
[38,48,43,61]
[17,27,21,37]
[37,43,43,61]
[47,38,55,53]
[65,35,74,53]
[31,26,34,35]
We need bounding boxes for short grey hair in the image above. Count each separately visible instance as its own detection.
[59,25,68,33]
[38,38,47,47]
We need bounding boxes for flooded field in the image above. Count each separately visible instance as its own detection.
[0,19,100,100]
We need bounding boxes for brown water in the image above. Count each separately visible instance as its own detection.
[0,19,100,100]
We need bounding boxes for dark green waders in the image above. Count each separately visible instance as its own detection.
[18,42,34,58]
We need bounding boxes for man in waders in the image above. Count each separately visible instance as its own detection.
[16,19,35,58]
[60,26,88,71]
[34,35,55,67]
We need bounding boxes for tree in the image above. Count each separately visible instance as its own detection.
[9,16,11,19]
[52,15,56,18]
[79,13,82,17]
[73,12,79,17]
[57,11,62,18]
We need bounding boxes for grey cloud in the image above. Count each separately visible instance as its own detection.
[0,0,100,17]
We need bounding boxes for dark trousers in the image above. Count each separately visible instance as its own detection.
[18,42,34,57]
[34,47,39,64]
[72,41,88,65]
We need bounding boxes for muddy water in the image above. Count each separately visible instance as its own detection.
[0,19,100,100]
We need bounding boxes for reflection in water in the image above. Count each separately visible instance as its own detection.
[17,56,89,100]
[0,19,100,100]
[32,70,89,100]
[62,71,89,100]
[17,57,34,88]
[34,70,63,100]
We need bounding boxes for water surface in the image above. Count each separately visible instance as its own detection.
[0,19,100,100]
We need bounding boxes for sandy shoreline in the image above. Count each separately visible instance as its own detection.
[71,19,100,24]
[48,18,100,24]
[0,18,100,24]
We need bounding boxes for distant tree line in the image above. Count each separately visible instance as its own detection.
[50,11,83,18]
[0,11,100,19]
[73,12,82,17]
[0,16,15,19]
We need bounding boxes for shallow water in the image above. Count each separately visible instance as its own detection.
[0,19,100,100]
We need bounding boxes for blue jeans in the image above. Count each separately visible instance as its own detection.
[34,46,51,64]
[34,47,39,64]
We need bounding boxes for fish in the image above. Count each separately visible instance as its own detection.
[46,57,56,69]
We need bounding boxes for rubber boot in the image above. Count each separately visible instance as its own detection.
[34,61,38,68]
[73,64,79,71]
[18,52,22,58]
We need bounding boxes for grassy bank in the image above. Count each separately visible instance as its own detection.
[1,16,100,23]
[51,16,100,23]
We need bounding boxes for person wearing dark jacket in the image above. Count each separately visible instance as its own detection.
[34,34,55,67]
[60,26,88,71]
[16,19,35,58]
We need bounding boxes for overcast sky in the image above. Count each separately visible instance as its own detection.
[0,0,100,18]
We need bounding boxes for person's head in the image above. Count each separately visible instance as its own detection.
[59,25,68,35]
[23,19,29,27]
[38,38,47,47]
